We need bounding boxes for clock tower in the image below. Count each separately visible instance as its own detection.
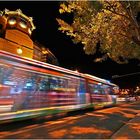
[0,9,35,58]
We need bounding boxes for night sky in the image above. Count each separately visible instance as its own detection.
[1,1,140,88]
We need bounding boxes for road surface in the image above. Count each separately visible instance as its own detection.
[0,102,140,139]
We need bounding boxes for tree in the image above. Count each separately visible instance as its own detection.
[57,0,140,64]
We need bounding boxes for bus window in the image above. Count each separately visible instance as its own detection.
[88,83,103,94]
[78,80,86,104]
[39,77,49,91]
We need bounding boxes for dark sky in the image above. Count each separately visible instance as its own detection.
[1,1,140,88]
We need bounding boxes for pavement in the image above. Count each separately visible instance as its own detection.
[0,101,140,139]
[111,102,140,139]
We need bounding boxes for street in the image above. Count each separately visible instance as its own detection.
[0,102,140,139]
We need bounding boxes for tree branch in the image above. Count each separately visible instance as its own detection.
[127,1,140,40]
[120,1,140,41]
[132,36,140,46]
[104,1,130,20]
[118,32,131,40]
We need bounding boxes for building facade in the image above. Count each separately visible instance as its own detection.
[0,9,58,65]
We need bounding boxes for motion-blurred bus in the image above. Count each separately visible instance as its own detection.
[0,50,119,123]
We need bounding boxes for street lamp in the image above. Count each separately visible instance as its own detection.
[112,75,119,79]
[112,72,140,79]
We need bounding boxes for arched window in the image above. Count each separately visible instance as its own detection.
[28,28,32,34]
[8,17,16,25]
[19,19,27,29]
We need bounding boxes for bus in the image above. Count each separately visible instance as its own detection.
[0,50,118,123]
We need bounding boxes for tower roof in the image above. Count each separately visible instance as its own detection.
[2,9,36,31]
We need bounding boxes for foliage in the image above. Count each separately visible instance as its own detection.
[57,0,140,64]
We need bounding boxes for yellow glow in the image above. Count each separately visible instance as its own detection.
[19,22,27,29]
[42,50,48,54]
[8,19,16,25]
[28,28,32,34]
[17,48,23,54]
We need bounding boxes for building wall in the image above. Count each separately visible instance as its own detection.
[0,9,58,65]
[33,43,42,61]
[0,38,33,58]
[5,29,33,49]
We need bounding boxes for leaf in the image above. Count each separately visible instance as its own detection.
[57,1,140,63]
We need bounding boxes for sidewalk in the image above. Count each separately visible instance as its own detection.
[111,110,140,139]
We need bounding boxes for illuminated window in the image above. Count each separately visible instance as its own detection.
[8,17,16,25]
[28,28,32,34]
[19,19,27,29]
